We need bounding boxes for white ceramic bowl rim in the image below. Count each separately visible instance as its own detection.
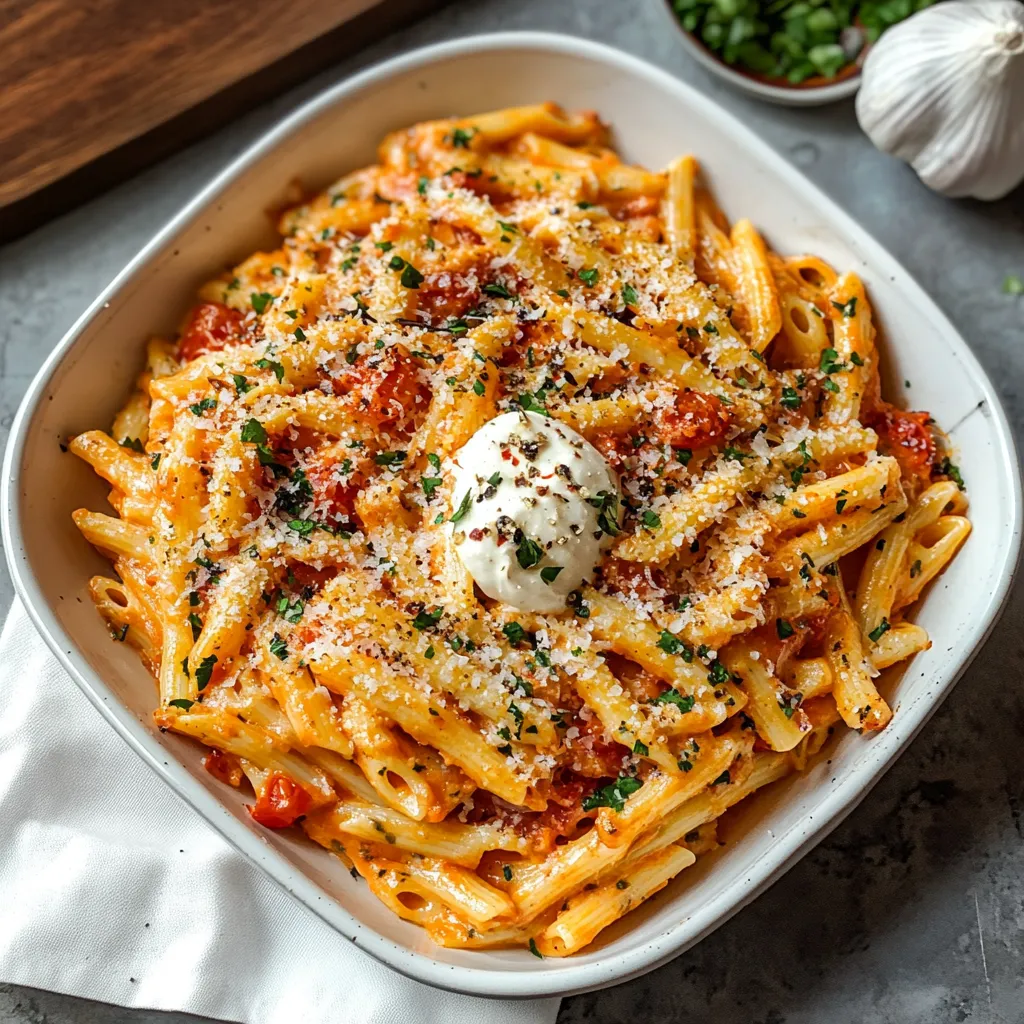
[2,31,1021,1000]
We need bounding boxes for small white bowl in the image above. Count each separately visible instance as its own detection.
[2,30,1020,999]
[658,0,862,106]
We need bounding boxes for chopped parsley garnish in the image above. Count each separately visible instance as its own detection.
[516,391,548,415]
[269,634,289,660]
[450,126,475,148]
[150,453,161,470]
[832,296,858,318]
[482,282,512,300]
[255,357,285,382]
[938,457,965,490]
[910,559,922,579]
[723,447,748,462]
[427,453,441,470]
[503,622,527,646]
[232,374,252,394]
[250,292,273,314]
[581,774,643,813]
[529,938,543,959]
[275,468,312,516]
[508,702,524,739]
[587,489,620,537]
[633,740,649,757]
[411,606,444,631]
[120,436,145,453]
[497,220,517,233]
[187,612,202,640]
[641,509,661,531]
[515,534,544,570]
[194,654,217,690]
[577,267,599,287]
[288,519,318,537]
[651,688,695,713]
[780,386,801,410]
[657,630,682,655]
[707,661,730,685]
[776,618,794,640]
[450,490,472,523]
[168,698,194,710]
[703,322,719,335]
[473,379,485,396]
[400,262,424,289]
[540,566,563,584]
[421,476,442,498]
[819,347,846,374]
[189,396,217,416]
[277,596,304,623]
[712,770,731,786]
[836,498,848,514]
[868,618,891,644]
[374,450,407,467]
[240,418,268,445]
[622,282,638,306]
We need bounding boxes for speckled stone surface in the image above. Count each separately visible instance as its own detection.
[1,0,1022,1022]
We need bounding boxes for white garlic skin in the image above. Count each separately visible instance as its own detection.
[856,1,1024,201]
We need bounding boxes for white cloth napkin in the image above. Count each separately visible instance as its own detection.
[0,600,561,1024]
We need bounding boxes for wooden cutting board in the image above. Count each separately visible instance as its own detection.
[0,0,447,240]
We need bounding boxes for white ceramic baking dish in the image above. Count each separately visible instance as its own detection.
[2,32,1020,1000]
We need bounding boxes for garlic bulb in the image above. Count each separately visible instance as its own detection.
[856,1,1024,201]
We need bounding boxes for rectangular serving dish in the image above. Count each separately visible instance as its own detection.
[2,32,1020,1000]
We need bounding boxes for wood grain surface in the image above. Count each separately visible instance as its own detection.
[0,0,389,206]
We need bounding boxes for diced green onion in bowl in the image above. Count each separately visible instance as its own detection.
[664,0,938,104]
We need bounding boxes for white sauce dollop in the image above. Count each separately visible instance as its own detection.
[448,410,619,613]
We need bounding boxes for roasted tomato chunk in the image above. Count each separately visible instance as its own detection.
[340,345,428,428]
[865,401,936,490]
[590,430,633,470]
[203,748,242,787]
[301,442,367,528]
[248,772,311,829]
[178,302,246,361]
[653,390,731,450]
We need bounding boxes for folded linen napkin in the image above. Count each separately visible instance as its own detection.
[0,600,561,1024]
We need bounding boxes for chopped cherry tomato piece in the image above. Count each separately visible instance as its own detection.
[178,302,246,361]
[341,345,428,428]
[653,390,731,450]
[288,562,339,592]
[248,772,311,829]
[203,748,242,787]
[864,401,936,490]
[302,443,366,527]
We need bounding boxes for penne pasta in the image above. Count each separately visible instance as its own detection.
[68,102,969,958]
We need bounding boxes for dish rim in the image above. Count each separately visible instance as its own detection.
[656,0,862,106]
[2,29,1021,999]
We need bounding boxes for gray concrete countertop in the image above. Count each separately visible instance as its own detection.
[2,1,1022,1022]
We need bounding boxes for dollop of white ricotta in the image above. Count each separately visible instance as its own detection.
[448,410,619,613]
